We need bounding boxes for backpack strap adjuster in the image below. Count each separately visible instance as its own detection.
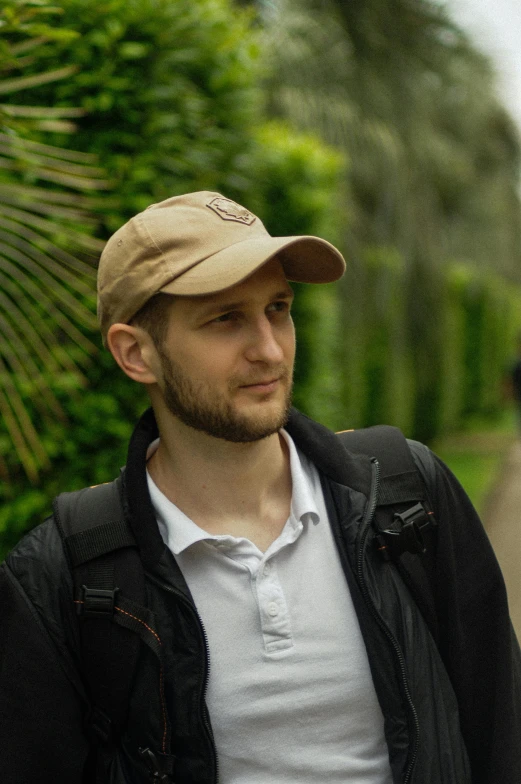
[138,746,175,782]
[77,586,119,618]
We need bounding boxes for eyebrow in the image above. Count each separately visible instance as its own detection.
[198,288,294,318]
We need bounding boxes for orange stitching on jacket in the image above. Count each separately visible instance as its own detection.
[114,606,168,753]
[116,605,161,646]
[74,599,169,753]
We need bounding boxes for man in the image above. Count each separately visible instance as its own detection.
[1,191,520,784]
[509,334,521,434]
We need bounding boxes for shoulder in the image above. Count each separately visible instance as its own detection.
[5,514,69,582]
[406,438,477,516]
[3,515,77,649]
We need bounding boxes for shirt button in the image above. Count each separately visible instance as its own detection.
[263,564,271,577]
[267,602,278,617]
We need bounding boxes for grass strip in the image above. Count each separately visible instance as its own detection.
[431,409,516,517]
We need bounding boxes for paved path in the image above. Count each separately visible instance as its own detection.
[483,441,521,641]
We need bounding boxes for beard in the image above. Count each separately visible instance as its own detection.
[156,346,293,443]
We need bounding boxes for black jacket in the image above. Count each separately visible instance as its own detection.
[1,408,520,783]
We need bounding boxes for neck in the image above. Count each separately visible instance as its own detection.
[147,406,292,544]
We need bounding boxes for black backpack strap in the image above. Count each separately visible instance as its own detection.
[52,478,147,747]
[337,425,426,502]
[337,425,440,641]
[53,479,175,782]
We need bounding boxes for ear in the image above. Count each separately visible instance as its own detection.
[107,323,160,385]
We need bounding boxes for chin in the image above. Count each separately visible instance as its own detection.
[235,399,290,434]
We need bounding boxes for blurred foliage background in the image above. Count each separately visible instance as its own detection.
[1,0,521,554]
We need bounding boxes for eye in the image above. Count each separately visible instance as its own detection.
[267,300,291,316]
[211,311,239,324]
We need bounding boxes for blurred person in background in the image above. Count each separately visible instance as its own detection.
[509,332,521,434]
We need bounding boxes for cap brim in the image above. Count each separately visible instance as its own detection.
[159,235,346,296]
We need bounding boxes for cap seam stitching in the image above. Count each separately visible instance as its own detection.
[139,213,169,268]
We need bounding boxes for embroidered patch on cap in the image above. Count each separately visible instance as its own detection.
[206,197,256,225]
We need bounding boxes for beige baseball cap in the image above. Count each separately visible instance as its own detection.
[97,191,346,341]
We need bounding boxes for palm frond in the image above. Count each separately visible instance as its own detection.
[0,1,110,480]
[0,65,77,95]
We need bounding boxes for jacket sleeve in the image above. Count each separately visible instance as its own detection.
[409,441,521,784]
[0,522,90,784]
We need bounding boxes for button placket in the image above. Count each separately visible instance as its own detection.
[256,557,293,652]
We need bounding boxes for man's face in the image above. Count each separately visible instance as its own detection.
[153,258,296,442]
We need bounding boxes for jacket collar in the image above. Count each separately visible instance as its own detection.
[285,409,372,491]
[123,407,373,568]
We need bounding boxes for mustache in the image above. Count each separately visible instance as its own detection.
[232,365,291,387]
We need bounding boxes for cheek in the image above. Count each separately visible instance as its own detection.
[283,321,296,362]
[190,347,235,380]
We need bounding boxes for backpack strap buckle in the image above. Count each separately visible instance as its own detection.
[376,503,437,560]
[77,586,119,618]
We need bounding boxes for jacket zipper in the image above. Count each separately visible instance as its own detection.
[356,459,420,784]
[145,571,219,784]
[200,621,218,782]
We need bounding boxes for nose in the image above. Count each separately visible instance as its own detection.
[244,316,285,365]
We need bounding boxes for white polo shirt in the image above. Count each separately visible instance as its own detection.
[147,431,393,784]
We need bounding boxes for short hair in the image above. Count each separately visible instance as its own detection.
[129,292,173,348]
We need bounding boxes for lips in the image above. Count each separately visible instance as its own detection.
[242,377,279,387]
[238,376,283,393]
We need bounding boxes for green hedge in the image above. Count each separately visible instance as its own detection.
[335,246,414,434]
[333,251,521,440]
[438,264,467,433]
[12,0,263,228]
[447,264,521,422]
[359,247,413,434]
